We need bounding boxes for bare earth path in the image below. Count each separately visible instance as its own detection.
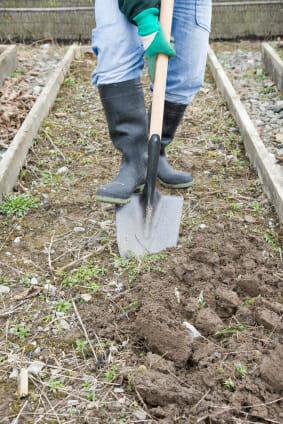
[0,53,282,423]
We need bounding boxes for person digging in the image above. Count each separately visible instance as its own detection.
[92,0,212,204]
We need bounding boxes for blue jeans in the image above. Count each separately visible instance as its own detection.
[92,0,212,105]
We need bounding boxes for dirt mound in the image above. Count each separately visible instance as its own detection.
[118,224,283,421]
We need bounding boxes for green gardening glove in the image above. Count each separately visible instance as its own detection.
[133,7,176,81]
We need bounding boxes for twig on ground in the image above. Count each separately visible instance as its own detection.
[72,300,98,362]
[47,231,55,272]
[12,399,28,424]
[42,128,66,161]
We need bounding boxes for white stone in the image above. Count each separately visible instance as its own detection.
[9,368,19,379]
[74,226,85,233]
[0,285,10,295]
[56,166,69,175]
[30,277,39,286]
[59,318,70,331]
[13,237,22,245]
[183,321,202,339]
[43,283,57,296]
[133,410,147,421]
[81,294,92,302]
[28,361,45,376]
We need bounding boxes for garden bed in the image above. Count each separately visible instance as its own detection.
[0,53,282,423]
[0,44,65,158]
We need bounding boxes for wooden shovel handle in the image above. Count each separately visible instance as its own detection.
[149,0,175,137]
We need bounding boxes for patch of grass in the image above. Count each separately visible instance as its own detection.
[47,378,65,393]
[62,263,106,288]
[55,300,72,313]
[114,253,167,284]
[215,324,246,337]
[251,201,262,214]
[0,194,38,216]
[223,377,235,392]
[263,231,280,252]
[243,296,260,307]
[75,339,88,353]
[41,171,62,185]
[197,290,206,309]
[260,85,276,95]
[235,363,247,379]
[11,323,30,339]
[104,365,119,382]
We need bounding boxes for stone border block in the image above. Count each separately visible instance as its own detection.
[208,46,283,223]
[0,45,17,84]
[0,44,80,200]
[262,42,283,92]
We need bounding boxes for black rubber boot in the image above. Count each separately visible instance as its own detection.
[158,100,193,188]
[96,79,148,205]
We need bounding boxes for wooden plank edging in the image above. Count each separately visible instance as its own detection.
[0,45,17,84]
[262,42,283,92]
[0,44,79,200]
[208,46,283,223]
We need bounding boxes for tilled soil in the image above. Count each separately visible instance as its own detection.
[0,53,282,423]
[0,44,65,156]
[213,41,283,157]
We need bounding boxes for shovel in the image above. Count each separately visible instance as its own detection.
[116,0,183,258]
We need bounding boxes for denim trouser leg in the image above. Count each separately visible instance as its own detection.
[91,0,144,85]
[92,0,212,105]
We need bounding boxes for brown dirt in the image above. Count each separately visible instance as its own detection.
[0,51,282,423]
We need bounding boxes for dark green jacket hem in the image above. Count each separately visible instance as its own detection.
[118,0,160,23]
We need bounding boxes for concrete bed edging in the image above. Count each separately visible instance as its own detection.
[0,44,80,200]
[262,42,283,92]
[0,45,17,85]
[208,46,283,223]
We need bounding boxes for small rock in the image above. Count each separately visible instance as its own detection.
[183,321,202,339]
[67,399,79,407]
[0,285,10,295]
[9,368,19,379]
[133,410,147,421]
[74,226,85,233]
[59,319,70,331]
[30,277,39,286]
[42,193,50,210]
[13,237,22,245]
[27,361,45,376]
[195,308,223,336]
[255,308,282,331]
[81,293,92,302]
[43,283,57,296]
[273,101,283,113]
[198,224,207,230]
[56,166,69,175]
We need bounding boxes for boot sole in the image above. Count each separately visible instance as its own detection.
[96,184,145,205]
[158,179,193,189]
[96,195,130,205]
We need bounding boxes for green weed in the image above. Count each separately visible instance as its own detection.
[47,378,65,393]
[114,253,166,284]
[197,290,206,309]
[62,263,105,288]
[223,377,235,391]
[235,363,247,379]
[55,300,72,313]
[75,339,88,353]
[263,231,280,252]
[11,323,30,339]
[104,365,119,382]
[0,194,38,216]
[215,324,246,337]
